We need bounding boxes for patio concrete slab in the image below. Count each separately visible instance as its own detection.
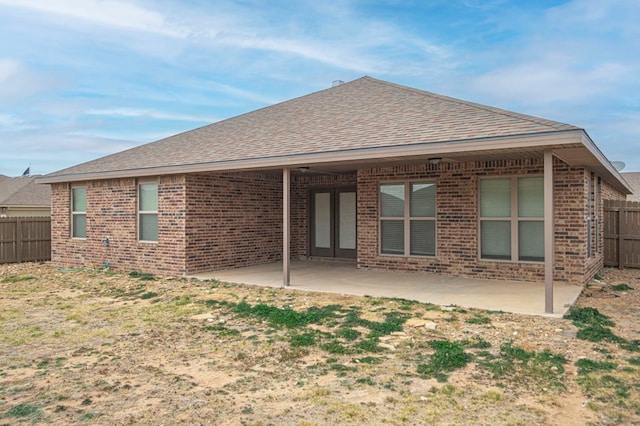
[189,261,583,318]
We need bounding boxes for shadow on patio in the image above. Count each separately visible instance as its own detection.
[189,260,583,318]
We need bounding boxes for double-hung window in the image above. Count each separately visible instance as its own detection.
[380,182,436,256]
[138,181,158,242]
[71,187,87,238]
[479,177,544,262]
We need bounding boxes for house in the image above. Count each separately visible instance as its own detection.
[621,172,640,202]
[0,174,51,217]
[39,77,631,313]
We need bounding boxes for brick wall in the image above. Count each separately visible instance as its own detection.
[184,172,283,274]
[50,175,187,275]
[49,161,627,283]
[356,158,595,285]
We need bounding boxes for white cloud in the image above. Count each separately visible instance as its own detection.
[85,108,218,123]
[470,59,629,104]
[0,58,19,82]
[0,58,59,101]
[0,0,186,37]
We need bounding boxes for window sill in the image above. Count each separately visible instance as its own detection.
[379,253,437,259]
[479,258,544,265]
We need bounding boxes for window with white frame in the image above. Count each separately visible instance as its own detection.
[71,187,87,238]
[479,176,544,262]
[138,181,158,242]
[380,181,436,256]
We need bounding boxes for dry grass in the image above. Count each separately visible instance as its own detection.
[0,263,639,425]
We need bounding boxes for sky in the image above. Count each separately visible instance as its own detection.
[0,0,639,177]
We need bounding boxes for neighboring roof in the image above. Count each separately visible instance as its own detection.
[0,175,51,207]
[622,172,640,201]
[39,76,630,194]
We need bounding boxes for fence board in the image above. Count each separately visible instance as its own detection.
[604,200,640,268]
[0,217,51,264]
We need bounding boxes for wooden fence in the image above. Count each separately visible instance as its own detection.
[0,217,51,264]
[604,200,640,268]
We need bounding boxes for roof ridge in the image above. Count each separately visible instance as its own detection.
[361,76,578,131]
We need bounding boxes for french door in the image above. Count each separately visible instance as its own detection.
[309,187,356,259]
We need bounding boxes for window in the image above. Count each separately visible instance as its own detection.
[71,187,87,238]
[479,177,544,262]
[380,181,436,256]
[138,182,158,242]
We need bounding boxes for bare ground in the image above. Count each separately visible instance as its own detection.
[0,263,639,425]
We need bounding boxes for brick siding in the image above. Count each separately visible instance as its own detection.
[356,158,612,285]
[51,176,187,274]
[184,172,283,274]
[50,159,626,284]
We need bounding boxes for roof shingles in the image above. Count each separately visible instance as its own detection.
[44,76,579,179]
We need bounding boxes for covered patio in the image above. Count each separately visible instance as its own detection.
[189,261,583,318]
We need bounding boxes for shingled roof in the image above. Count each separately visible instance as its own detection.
[622,172,640,201]
[0,175,51,207]
[41,76,585,179]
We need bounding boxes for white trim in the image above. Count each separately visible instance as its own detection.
[137,179,159,243]
[70,185,87,239]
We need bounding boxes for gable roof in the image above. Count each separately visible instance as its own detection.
[0,175,51,207]
[39,76,630,193]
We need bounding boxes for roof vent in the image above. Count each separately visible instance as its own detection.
[332,80,344,87]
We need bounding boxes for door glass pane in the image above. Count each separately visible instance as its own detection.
[314,192,331,248]
[410,220,435,256]
[518,177,543,217]
[480,179,511,217]
[139,213,158,241]
[380,184,404,217]
[481,221,511,260]
[519,221,544,261]
[339,192,356,250]
[410,182,435,217]
[381,220,404,254]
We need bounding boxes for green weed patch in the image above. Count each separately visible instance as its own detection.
[234,302,342,328]
[128,271,156,281]
[611,284,633,291]
[577,325,625,343]
[465,314,491,325]
[0,275,36,283]
[479,342,566,392]
[575,358,617,375]
[1,404,43,421]
[564,306,615,328]
[418,340,471,382]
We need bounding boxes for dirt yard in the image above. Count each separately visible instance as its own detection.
[0,263,638,425]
